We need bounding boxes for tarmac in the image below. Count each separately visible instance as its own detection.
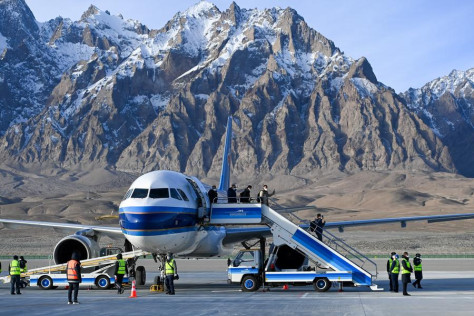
[0,259,473,316]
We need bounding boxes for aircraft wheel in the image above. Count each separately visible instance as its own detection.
[38,276,53,290]
[136,266,146,285]
[96,275,111,289]
[313,278,331,292]
[241,275,260,292]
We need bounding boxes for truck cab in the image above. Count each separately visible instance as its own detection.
[227,249,263,291]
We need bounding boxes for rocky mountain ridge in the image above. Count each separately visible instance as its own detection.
[0,0,471,177]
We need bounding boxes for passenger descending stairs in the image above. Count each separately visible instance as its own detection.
[0,249,150,284]
[261,204,379,288]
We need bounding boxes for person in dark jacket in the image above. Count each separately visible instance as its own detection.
[208,185,218,204]
[227,184,237,203]
[390,254,400,293]
[67,252,82,304]
[412,253,423,289]
[257,185,275,206]
[387,252,396,291]
[19,256,28,288]
[114,253,128,294]
[239,185,252,203]
[401,252,413,296]
[315,214,326,241]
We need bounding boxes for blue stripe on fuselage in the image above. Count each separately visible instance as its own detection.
[119,206,197,232]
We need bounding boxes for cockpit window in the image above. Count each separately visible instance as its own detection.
[149,188,169,199]
[170,188,182,200]
[122,189,133,200]
[131,188,149,199]
[177,189,189,201]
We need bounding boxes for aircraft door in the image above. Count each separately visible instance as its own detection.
[186,178,209,220]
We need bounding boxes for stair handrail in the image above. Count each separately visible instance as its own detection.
[319,228,378,277]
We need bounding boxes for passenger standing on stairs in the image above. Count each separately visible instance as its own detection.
[208,185,218,204]
[315,214,326,241]
[257,185,275,206]
[227,184,237,203]
[390,254,400,293]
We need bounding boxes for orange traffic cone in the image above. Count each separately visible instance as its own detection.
[282,284,289,290]
[129,280,137,298]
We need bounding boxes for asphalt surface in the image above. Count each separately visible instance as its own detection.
[0,259,473,315]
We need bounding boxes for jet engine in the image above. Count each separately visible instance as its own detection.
[53,235,100,264]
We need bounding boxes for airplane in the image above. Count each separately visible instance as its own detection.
[1,116,474,284]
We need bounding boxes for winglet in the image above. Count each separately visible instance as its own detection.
[218,117,232,191]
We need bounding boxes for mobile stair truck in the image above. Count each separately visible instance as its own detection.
[0,249,149,290]
[210,202,380,292]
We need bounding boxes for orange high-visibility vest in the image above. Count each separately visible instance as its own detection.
[67,260,80,281]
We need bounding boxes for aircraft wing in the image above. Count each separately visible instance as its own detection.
[0,218,123,239]
[222,212,474,245]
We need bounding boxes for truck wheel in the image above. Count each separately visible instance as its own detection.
[313,278,331,292]
[136,266,146,286]
[96,275,111,289]
[241,275,260,292]
[38,276,53,290]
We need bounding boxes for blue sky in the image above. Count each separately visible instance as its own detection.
[25,0,473,93]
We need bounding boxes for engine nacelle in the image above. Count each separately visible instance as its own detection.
[53,235,100,264]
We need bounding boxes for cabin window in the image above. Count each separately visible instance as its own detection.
[170,188,182,200]
[177,189,189,201]
[131,188,149,199]
[122,189,133,200]
[149,188,169,199]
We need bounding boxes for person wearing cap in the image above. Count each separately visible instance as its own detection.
[401,251,413,296]
[19,256,28,288]
[164,252,178,295]
[389,253,400,293]
[257,185,275,206]
[387,252,396,291]
[208,185,218,204]
[239,185,252,203]
[67,252,82,304]
[9,255,21,295]
[114,253,128,294]
[412,253,423,289]
[227,184,237,203]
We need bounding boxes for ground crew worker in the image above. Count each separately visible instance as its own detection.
[9,255,21,295]
[257,185,275,206]
[114,253,128,294]
[401,251,413,296]
[412,253,423,289]
[387,252,396,291]
[164,252,178,295]
[67,252,82,304]
[389,253,400,293]
[208,185,218,204]
[19,256,28,288]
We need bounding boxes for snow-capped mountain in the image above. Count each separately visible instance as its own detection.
[0,0,462,177]
[403,68,474,176]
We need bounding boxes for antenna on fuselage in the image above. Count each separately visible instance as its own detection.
[218,116,232,191]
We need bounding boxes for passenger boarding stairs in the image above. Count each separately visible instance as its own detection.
[0,249,150,283]
[210,201,378,288]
